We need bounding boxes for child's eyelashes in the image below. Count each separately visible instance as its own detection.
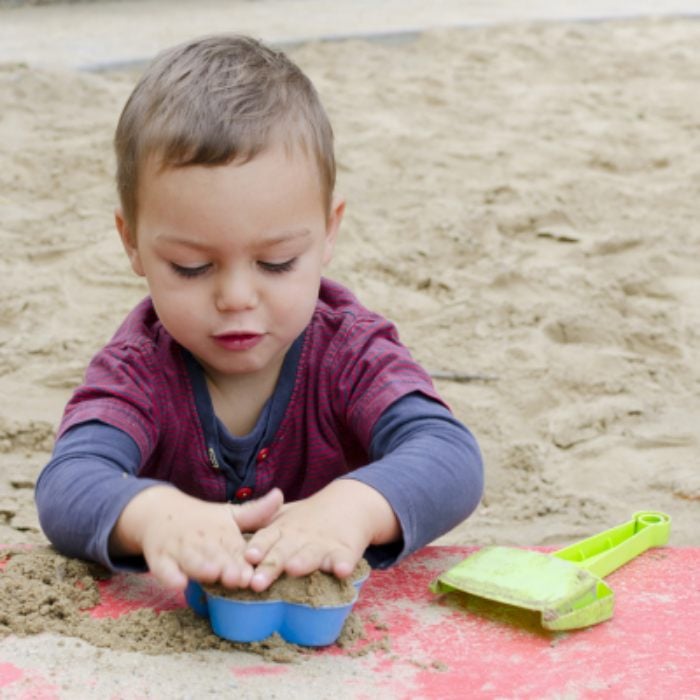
[169,259,297,278]
[170,263,211,278]
[258,258,297,274]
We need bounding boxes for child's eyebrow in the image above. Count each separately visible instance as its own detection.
[155,228,312,250]
[155,235,211,250]
[257,228,312,247]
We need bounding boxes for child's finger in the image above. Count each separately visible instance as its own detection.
[178,536,231,581]
[283,542,329,578]
[244,524,282,565]
[248,536,301,592]
[286,542,356,579]
[219,559,254,588]
[145,551,188,590]
[215,526,254,587]
[217,530,254,587]
[325,547,356,579]
[231,488,284,532]
[177,530,251,588]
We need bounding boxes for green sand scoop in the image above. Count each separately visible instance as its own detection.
[430,511,671,631]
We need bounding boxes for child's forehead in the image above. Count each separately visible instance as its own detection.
[135,146,330,232]
[141,141,324,191]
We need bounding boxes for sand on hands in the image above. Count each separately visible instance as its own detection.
[203,559,369,605]
[0,14,699,669]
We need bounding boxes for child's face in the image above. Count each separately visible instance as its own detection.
[116,145,344,387]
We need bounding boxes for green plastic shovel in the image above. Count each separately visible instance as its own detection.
[429,511,671,631]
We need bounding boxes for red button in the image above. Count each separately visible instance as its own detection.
[256,447,270,462]
[235,487,253,501]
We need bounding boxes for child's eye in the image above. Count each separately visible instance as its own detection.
[258,259,296,274]
[170,263,211,278]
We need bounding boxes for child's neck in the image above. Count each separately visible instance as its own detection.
[204,361,282,437]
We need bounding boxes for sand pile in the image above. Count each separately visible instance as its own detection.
[0,547,371,661]
[204,559,369,605]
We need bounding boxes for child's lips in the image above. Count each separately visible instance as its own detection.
[212,331,263,351]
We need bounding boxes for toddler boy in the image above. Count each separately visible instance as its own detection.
[36,35,483,592]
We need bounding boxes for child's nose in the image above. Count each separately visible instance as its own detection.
[215,269,258,312]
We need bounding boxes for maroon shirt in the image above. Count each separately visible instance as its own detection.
[58,278,443,503]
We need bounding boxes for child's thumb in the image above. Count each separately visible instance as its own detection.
[231,488,284,532]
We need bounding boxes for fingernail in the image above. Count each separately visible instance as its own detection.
[251,572,267,590]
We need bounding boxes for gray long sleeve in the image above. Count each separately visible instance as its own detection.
[36,393,483,571]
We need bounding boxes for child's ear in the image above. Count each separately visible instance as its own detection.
[115,208,145,276]
[322,194,345,266]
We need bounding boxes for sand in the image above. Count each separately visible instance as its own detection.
[0,6,699,689]
[203,559,369,605]
[0,546,330,662]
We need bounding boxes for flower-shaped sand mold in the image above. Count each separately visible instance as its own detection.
[186,570,369,647]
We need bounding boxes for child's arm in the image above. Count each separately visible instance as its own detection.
[36,421,161,567]
[36,421,282,590]
[245,393,483,590]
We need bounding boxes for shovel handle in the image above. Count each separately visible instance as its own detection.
[553,511,671,579]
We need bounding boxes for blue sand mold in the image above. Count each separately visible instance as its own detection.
[185,574,369,647]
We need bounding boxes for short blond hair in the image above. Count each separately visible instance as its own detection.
[115,35,335,239]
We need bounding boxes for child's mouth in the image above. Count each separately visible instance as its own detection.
[212,332,263,351]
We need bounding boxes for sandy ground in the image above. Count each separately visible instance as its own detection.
[1,1,699,696]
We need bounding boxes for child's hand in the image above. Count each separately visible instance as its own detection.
[243,480,400,591]
[110,486,283,590]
